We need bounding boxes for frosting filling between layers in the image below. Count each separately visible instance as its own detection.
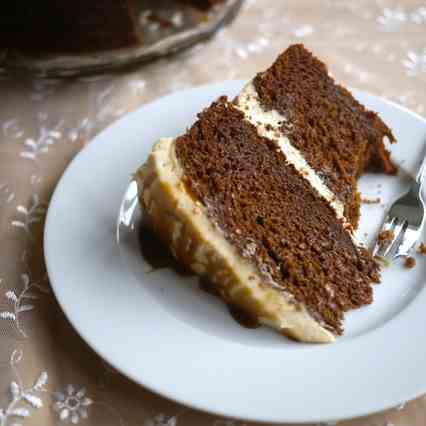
[236,83,345,222]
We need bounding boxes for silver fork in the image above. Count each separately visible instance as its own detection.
[372,156,426,261]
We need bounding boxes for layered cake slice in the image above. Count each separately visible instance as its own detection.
[136,44,396,343]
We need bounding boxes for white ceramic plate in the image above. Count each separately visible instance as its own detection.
[44,80,426,424]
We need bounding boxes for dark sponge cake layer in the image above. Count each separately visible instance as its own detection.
[253,44,397,227]
[175,98,380,335]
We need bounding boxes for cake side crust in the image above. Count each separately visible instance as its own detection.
[136,138,335,343]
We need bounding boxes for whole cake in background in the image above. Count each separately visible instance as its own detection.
[180,0,224,10]
[2,0,224,53]
[136,44,397,343]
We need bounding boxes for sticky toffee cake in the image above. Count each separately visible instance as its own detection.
[136,44,396,343]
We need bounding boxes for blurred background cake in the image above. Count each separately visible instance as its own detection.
[0,0,238,75]
[2,1,225,53]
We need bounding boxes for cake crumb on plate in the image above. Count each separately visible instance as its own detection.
[405,257,416,269]
[378,229,394,243]
[418,242,426,256]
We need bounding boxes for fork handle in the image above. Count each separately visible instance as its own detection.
[416,152,426,185]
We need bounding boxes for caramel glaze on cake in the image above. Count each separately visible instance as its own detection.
[175,98,380,335]
[253,44,397,227]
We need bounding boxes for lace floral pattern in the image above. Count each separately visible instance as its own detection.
[0,273,49,338]
[52,386,93,424]
[0,1,425,426]
[11,195,46,238]
[144,414,178,426]
[0,350,47,426]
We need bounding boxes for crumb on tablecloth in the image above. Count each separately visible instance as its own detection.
[405,256,416,269]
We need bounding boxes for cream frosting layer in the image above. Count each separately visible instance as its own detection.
[136,138,335,343]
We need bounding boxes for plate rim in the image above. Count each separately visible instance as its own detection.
[44,80,426,424]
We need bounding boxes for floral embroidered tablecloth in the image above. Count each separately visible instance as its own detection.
[1,1,426,426]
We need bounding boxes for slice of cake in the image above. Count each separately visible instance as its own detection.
[136,44,396,343]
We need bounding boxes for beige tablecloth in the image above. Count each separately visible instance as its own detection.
[1,1,426,425]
